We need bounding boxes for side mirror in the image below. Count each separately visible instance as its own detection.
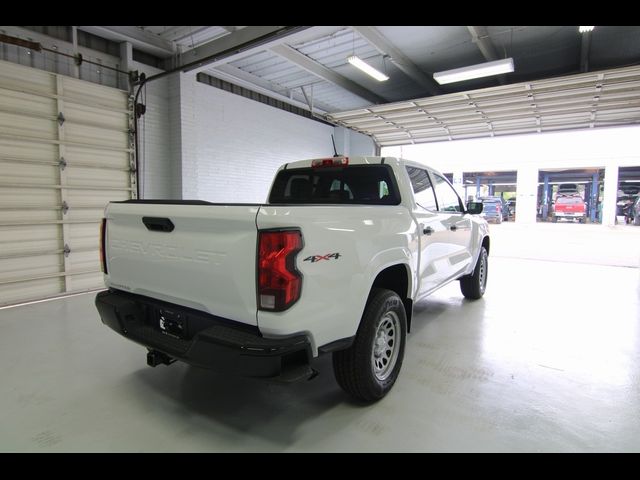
[466,201,483,215]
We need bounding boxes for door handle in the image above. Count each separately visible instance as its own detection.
[450,225,458,231]
[142,217,175,232]
[423,226,434,235]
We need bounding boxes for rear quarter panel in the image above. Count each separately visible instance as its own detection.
[257,205,417,354]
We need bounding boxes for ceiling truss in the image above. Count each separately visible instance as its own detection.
[326,65,640,146]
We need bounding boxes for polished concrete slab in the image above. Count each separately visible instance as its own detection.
[0,224,639,452]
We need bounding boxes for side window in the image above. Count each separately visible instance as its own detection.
[406,166,437,211]
[431,173,464,213]
[379,180,389,199]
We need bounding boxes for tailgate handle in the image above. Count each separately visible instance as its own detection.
[142,217,174,232]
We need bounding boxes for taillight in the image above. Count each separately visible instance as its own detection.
[99,218,108,274]
[258,230,303,311]
[311,157,349,168]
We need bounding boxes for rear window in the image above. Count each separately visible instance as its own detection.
[556,196,583,204]
[268,165,400,205]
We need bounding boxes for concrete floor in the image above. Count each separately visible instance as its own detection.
[1,223,639,452]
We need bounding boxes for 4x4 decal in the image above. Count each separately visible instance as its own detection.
[303,252,342,263]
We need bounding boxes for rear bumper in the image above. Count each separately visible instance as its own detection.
[95,290,313,381]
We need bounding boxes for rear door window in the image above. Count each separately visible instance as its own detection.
[406,166,437,211]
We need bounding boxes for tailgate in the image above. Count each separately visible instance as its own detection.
[104,202,260,326]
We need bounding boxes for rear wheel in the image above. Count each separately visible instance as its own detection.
[460,247,488,300]
[333,288,407,403]
[552,215,558,223]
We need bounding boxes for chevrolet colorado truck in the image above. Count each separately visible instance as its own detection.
[95,156,490,402]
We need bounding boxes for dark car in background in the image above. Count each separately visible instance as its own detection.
[628,195,640,225]
[507,199,516,218]
[617,194,637,219]
[479,196,509,223]
[557,183,579,194]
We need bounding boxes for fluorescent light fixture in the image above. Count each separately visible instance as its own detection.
[579,26,595,33]
[433,58,514,85]
[347,55,389,81]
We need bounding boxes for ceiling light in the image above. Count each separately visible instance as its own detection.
[579,26,595,33]
[347,56,389,82]
[433,58,514,85]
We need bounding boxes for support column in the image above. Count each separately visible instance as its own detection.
[542,173,550,220]
[590,172,599,223]
[119,41,133,91]
[515,166,538,224]
[602,165,619,226]
[475,177,481,199]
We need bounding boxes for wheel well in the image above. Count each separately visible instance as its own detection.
[371,264,413,332]
[482,236,490,255]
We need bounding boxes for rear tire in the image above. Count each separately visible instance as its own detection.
[460,247,488,300]
[333,288,407,403]
[552,215,558,223]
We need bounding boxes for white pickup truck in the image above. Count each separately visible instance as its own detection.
[95,156,489,402]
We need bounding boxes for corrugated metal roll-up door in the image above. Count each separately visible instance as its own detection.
[0,59,136,306]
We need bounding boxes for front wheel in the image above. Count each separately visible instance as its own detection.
[333,288,407,403]
[460,247,488,300]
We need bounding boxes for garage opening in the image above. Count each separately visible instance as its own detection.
[536,168,604,224]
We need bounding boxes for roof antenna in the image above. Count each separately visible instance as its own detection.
[331,134,340,157]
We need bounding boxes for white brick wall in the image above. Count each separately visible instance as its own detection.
[179,75,336,203]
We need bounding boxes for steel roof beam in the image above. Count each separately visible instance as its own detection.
[176,26,341,75]
[467,26,507,85]
[159,26,212,43]
[211,63,334,113]
[351,26,442,96]
[270,43,387,105]
[77,26,175,57]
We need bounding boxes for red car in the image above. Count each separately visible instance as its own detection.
[552,193,586,223]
